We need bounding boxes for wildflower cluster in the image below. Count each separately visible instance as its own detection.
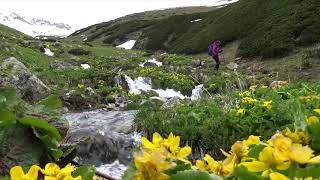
[134,133,191,179]
[235,85,274,118]
[133,123,320,179]
[10,163,82,180]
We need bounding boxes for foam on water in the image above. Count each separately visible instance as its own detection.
[96,160,127,180]
[125,75,203,100]
[139,58,163,67]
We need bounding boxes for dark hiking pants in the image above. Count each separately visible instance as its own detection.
[212,55,220,70]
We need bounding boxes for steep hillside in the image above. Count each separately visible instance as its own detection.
[69,0,320,59]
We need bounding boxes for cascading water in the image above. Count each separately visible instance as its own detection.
[124,75,203,100]
[62,110,139,180]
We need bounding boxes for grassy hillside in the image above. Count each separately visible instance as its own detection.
[69,0,320,59]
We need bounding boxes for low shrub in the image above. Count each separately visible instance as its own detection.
[68,48,91,56]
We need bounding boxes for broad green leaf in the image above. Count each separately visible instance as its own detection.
[165,160,192,176]
[307,123,320,152]
[0,110,16,126]
[291,99,307,130]
[32,128,63,160]
[38,95,63,109]
[0,124,45,175]
[18,116,61,140]
[247,144,265,159]
[73,164,96,180]
[233,166,265,180]
[295,165,320,178]
[169,170,222,180]
[122,162,137,180]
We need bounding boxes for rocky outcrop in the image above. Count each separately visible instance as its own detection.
[0,57,50,101]
[49,60,77,70]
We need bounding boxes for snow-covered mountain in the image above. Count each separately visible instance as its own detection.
[0,11,74,37]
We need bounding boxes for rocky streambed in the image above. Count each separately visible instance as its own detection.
[62,109,139,179]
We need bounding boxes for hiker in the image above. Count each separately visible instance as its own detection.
[208,40,223,70]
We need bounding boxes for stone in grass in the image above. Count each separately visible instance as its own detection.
[0,57,50,101]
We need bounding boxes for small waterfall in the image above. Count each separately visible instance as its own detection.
[139,58,163,67]
[124,75,203,101]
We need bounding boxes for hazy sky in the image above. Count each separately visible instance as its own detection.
[0,0,236,29]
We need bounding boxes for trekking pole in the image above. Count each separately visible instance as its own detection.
[71,161,117,180]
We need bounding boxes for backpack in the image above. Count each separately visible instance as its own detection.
[208,43,213,56]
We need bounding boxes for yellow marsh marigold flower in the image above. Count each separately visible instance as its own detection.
[166,134,192,164]
[236,108,245,117]
[270,133,320,164]
[134,149,175,180]
[314,109,320,115]
[306,116,319,125]
[240,146,290,177]
[10,165,41,180]
[243,135,260,147]
[283,128,309,144]
[269,172,290,180]
[196,154,237,177]
[41,163,81,180]
[242,97,258,105]
[263,100,272,110]
[239,91,251,97]
[249,85,257,91]
[300,95,320,102]
[231,141,248,158]
[141,132,164,150]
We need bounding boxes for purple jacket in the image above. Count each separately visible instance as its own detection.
[212,42,222,56]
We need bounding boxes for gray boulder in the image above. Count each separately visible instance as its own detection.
[49,60,77,70]
[0,57,50,101]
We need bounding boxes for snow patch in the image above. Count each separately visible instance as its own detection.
[81,64,91,69]
[139,58,163,67]
[190,19,202,23]
[44,48,54,56]
[116,40,136,50]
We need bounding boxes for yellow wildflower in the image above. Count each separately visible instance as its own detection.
[41,163,81,180]
[300,95,320,102]
[141,132,164,150]
[283,128,309,144]
[314,109,320,115]
[236,108,245,117]
[261,85,268,89]
[10,165,41,180]
[77,84,85,89]
[289,144,314,164]
[240,146,290,177]
[249,85,257,91]
[263,100,272,110]
[166,133,191,164]
[269,172,290,180]
[231,141,248,158]
[306,116,319,125]
[134,149,175,180]
[242,97,258,105]
[243,135,260,147]
[239,91,251,97]
[196,154,236,177]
